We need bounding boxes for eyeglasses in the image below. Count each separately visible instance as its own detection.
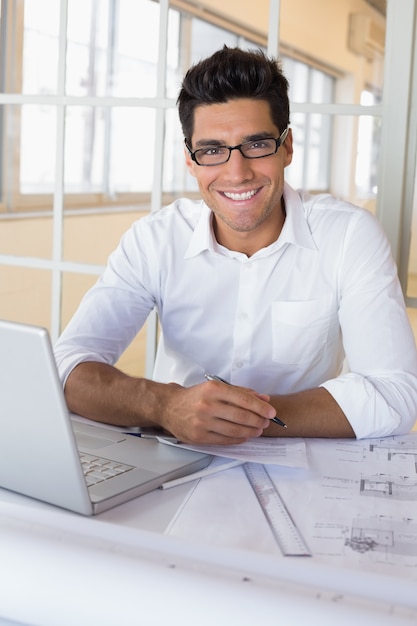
[185,127,289,167]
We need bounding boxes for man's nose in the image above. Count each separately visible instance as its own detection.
[222,148,253,179]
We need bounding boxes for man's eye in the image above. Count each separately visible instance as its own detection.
[199,146,228,157]
[248,140,270,150]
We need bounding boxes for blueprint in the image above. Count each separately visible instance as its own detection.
[288,434,417,576]
[166,432,417,581]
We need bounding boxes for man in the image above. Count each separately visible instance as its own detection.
[55,46,417,444]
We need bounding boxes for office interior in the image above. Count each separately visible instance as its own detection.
[0,0,416,378]
[2,3,417,625]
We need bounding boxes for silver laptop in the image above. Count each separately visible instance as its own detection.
[0,319,211,515]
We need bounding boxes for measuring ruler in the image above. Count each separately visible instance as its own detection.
[244,462,312,557]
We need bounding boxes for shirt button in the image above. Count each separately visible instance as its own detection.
[234,361,244,369]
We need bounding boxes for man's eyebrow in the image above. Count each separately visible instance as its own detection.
[194,139,224,148]
[243,132,276,142]
[193,132,275,148]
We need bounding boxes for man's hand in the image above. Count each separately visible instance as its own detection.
[157,379,277,445]
[64,362,353,443]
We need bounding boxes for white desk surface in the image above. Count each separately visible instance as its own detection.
[2,435,417,626]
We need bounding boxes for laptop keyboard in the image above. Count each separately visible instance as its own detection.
[80,452,135,487]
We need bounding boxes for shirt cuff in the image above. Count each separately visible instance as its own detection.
[320,373,403,439]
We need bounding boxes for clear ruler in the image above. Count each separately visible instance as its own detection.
[244,462,312,557]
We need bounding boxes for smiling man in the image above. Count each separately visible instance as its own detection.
[184,99,291,256]
[54,46,417,444]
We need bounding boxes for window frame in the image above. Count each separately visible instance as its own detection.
[0,0,416,357]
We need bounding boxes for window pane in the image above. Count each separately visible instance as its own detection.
[64,106,155,195]
[287,113,380,210]
[166,9,266,99]
[280,0,386,105]
[355,115,381,198]
[109,108,155,192]
[21,105,57,193]
[64,106,105,194]
[22,0,61,94]
[285,112,332,193]
[0,104,56,207]
[66,0,160,97]
[163,108,198,195]
[166,8,181,99]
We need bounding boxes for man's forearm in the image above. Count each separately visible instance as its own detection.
[264,387,355,438]
[64,364,355,440]
[63,361,276,445]
[64,361,166,428]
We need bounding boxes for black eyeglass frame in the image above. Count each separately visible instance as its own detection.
[185,127,289,167]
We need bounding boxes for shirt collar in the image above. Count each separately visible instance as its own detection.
[279,182,317,251]
[184,202,216,259]
[184,183,317,260]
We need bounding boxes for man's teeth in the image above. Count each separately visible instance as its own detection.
[224,189,257,201]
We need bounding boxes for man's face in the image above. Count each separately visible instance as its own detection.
[185,98,293,254]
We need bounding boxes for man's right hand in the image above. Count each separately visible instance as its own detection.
[156,378,277,445]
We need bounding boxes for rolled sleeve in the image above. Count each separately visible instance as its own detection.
[321,371,417,439]
[320,209,417,438]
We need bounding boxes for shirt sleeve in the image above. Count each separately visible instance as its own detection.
[320,209,417,439]
[54,221,156,386]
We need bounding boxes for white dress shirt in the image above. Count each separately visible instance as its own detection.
[54,183,417,439]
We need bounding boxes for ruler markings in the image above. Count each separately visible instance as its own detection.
[244,462,312,557]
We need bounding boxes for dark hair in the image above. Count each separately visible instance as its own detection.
[177,46,290,144]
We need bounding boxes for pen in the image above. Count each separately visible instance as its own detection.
[204,373,287,428]
[160,459,244,490]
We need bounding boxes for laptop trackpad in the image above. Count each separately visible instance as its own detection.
[75,432,116,450]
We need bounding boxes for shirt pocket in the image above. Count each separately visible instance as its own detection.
[271,295,334,365]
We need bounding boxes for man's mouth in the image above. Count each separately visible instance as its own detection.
[222,189,259,201]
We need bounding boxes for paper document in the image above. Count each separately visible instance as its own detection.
[166,432,417,583]
[157,436,308,468]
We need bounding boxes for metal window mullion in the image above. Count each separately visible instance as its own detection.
[145,0,170,378]
[0,0,8,203]
[0,253,104,275]
[102,0,118,198]
[50,0,69,342]
[398,2,417,305]
[377,0,415,269]
[267,0,281,57]
[152,0,169,214]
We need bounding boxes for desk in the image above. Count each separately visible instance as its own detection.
[2,435,417,626]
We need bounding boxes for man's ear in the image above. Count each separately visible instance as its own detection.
[283,128,294,167]
[184,144,196,177]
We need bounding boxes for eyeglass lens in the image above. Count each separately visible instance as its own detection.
[191,128,288,166]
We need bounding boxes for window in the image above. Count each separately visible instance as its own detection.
[1,0,336,215]
[1,0,415,362]
[355,89,382,199]
[283,58,334,192]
